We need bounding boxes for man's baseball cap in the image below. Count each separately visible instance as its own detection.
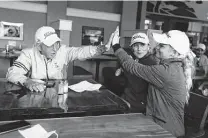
[130,33,149,46]
[195,43,206,51]
[35,26,61,47]
[152,30,190,55]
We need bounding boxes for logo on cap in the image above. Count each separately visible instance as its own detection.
[132,35,145,40]
[44,32,55,39]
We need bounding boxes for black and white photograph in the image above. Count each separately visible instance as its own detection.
[0,21,23,40]
[0,1,208,138]
[82,26,104,46]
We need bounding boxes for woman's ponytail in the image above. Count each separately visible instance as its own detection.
[182,51,195,104]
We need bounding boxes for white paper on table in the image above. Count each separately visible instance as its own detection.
[18,124,58,138]
[68,80,102,93]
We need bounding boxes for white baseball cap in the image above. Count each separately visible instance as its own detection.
[35,26,61,47]
[152,30,190,55]
[130,32,149,46]
[195,43,206,51]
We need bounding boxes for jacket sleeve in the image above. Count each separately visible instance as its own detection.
[6,50,32,85]
[66,45,105,62]
[115,48,166,88]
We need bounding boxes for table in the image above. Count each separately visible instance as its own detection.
[0,113,175,138]
[0,78,129,121]
[184,75,208,137]
[88,54,117,81]
[185,91,208,137]
[0,50,19,66]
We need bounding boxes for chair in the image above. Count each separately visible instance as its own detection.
[184,82,208,137]
[73,66,93,80]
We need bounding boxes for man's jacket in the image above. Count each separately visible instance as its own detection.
[7,45,100,84]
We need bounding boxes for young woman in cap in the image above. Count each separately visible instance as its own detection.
[110,29,195,137]
[119,32,159,113]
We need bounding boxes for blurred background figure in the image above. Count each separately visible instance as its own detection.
[193,43,208,76]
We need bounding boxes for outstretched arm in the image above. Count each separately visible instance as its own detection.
[113,46,165,88]
[110,27,165,88]
[66,32,115,62]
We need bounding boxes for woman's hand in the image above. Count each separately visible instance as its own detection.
[105,32,115,51]
[112,26,120,46]
[105,26,120,51]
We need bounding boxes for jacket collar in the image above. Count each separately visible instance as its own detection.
[33,47,50,61]
[160,58,183,65]
[138,52,152,60]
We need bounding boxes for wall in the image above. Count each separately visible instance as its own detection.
[67,1,122,14]
[68,16,119,82]
[0,8,46,48]
[0,59,10,78]
[66,1,122,82]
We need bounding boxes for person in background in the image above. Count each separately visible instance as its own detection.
[193,43,208,76]
[110,29,195,137]
[117,32,159,113]
[6,26,111,92]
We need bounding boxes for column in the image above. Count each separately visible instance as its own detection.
[47,1,74,79]
[47,1,67,25]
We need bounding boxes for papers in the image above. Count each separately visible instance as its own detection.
[68,80,102,93]
[18,124,58,138]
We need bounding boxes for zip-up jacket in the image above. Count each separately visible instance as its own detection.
[6,44,102,84]
[122,52,159,113]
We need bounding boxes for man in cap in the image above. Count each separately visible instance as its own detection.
[6,26,110,92]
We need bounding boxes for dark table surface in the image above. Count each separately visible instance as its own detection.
[0,78,129,121]
[0,113,175,138]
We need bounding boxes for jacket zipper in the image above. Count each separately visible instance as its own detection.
[43,58,49,80]
[43,58,49,98]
